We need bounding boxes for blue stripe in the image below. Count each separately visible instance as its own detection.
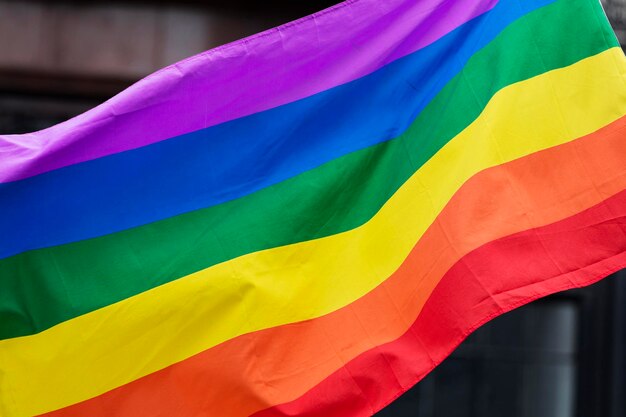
[0,0,554,260]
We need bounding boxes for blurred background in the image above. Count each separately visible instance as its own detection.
[0,1,624,416]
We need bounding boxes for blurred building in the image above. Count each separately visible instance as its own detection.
[0,0,334,132]
[0,1,624,416]
[606,0,626,43]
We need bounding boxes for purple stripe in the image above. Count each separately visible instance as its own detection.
[0,0,497,183]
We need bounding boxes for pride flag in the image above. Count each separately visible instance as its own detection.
[1,0,626,415]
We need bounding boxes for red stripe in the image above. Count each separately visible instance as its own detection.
[253,189,626,417]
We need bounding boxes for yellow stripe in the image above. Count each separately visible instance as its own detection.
[2,48,625,417]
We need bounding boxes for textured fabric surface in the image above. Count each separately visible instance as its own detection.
[0,0,625,416]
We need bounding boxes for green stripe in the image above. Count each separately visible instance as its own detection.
[0,0,615,340]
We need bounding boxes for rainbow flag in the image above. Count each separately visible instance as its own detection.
[1,0,626,415]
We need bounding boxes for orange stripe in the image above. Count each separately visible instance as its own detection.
[44,115,626,417]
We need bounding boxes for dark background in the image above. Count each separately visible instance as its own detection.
[0,1,624,416]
